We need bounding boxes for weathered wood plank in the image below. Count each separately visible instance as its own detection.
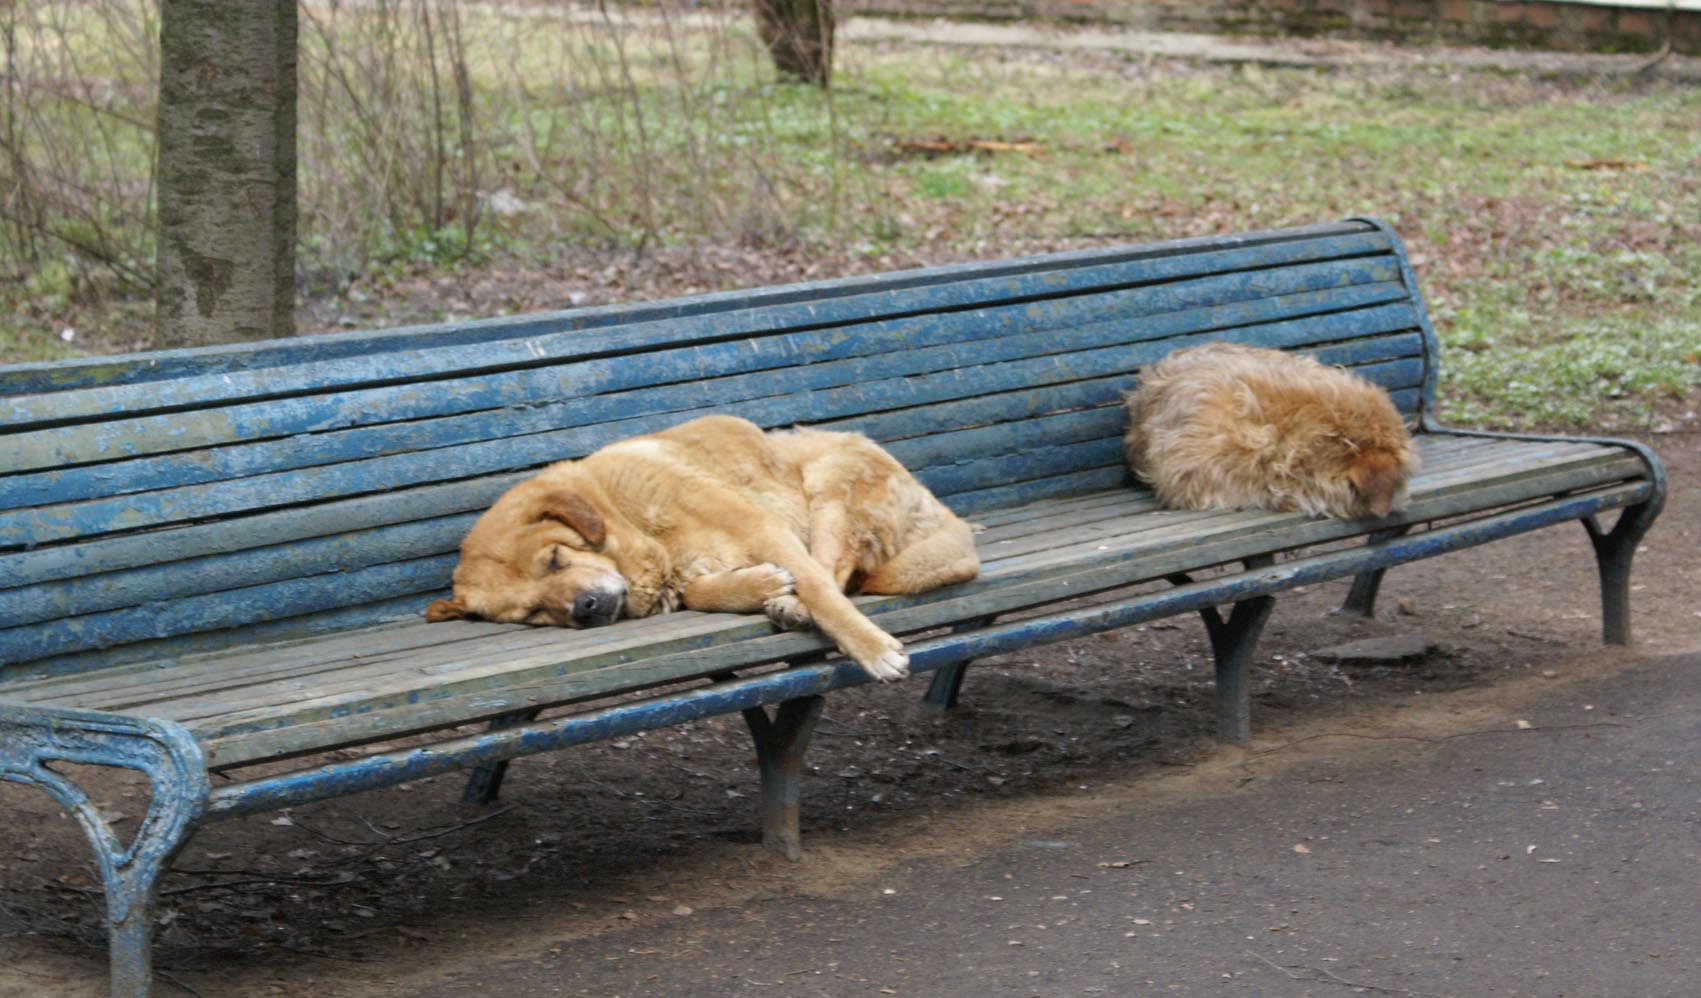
[67,448,1639,732]
[2,256,1404,479]
[189,477,1644,788]
[2,223,1388,405]
[0,352,1428,630]
[1,276,1416,542]
[0,309,1425,563]
[2,427,1599,673]
[189,475,1652,767]
[13,480,1159,701]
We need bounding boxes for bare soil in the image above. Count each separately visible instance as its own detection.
[1,434,1694,996]
[4,30,1698,993]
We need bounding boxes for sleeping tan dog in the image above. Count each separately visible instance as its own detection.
[425,415,980,681]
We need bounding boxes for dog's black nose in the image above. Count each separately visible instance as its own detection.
[573,591,616,626]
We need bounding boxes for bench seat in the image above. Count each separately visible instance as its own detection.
[5,432,1651,780]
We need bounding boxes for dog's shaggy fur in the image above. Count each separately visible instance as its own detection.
[1121,343,1419,519]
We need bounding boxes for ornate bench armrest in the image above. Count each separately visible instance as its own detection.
[0,704,210,997]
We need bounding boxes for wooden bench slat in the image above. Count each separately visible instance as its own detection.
[2,250,1402,481]
[21,442,1630,729]
[0,319,1425,617]
[7,224,1385,402]
[183,466,1651,768]
[321,446,1646,708]
[5,491,1164,706]
[0,270,1414,545]
[7,283,1419,527]
[190,476,1651,773]
[831,329,1426,446]
[2,226,1392,423]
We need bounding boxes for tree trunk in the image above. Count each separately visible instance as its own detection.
[755,0,835,87]
[155,1,297,348]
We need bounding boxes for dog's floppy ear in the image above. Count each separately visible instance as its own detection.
[425,598,474,622]
[538,491,606,548]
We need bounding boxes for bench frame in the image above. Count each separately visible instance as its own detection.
[0,219,1666,996]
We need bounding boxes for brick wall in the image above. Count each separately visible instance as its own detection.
[847,0,1700,55]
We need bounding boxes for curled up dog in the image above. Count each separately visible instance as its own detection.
[425,415,980,682]
[1122,343,1419,519]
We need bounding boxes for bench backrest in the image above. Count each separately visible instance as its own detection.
[0,219,1437,679]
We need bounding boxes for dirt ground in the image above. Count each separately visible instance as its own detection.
[1,426,1694,997]
[3,25,1698,990]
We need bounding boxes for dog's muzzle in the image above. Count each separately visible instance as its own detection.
[571,588,625,627]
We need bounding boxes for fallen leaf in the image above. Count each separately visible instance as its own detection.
[1563,157,1647,172]
[1292,843,1311,854]
[1515,719,1533,730]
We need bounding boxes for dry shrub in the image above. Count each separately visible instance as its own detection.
[0,2,159,295]
[4,1,845,301]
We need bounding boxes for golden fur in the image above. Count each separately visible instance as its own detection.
[1121,343,1418,519]
[425,415,979,682]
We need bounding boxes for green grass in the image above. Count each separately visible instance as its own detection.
[6,10,1700,430]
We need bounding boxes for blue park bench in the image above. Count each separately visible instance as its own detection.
[0,219,1665,995]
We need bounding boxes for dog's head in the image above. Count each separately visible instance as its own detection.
[1345,446,1414,519]
[425,471,628,628]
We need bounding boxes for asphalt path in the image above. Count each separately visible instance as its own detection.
[423,651,1699,997]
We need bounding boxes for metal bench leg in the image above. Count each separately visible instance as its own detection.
[463,709,544,804]
[919,616,998,711]
[1583,503,1656,645]
[1170,556,1276,744]
[0,709,209,998]
[922,662,969,710]
[1337,525,1412,618]
[1199,594,1276,745]
[741,695,825,861]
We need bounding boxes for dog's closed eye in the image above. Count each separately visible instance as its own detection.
[547,547,564,572]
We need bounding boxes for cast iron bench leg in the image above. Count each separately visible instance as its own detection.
[0,710,209,998]
[1584,503,1657,645]
[919,616,999,711]
[741,695,826,861]
[1337,525,1413,618]
[1200,593,1277,745]
[463,709,544,804]
[1170,555,1277,745]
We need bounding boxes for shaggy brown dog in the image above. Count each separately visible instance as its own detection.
[425,415,980,682]
[1122,343,1418,519]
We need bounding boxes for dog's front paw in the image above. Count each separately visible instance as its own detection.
[859,645,910,683]
[764,594,814,631]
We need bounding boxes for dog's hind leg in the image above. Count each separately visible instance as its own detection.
[857,518,979,596]
[681,564,797,613]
